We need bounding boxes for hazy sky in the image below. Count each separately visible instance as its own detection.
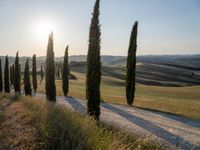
[0,0,200,56]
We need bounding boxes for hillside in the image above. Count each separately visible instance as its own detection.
[1,54,200,66]
[1,55,200,86]
[70,61,200,87]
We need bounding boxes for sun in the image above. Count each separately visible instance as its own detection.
[35,22,55,43]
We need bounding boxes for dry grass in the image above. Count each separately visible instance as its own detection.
[22,96,162,150]
[0,94,163,150]
[134,85,200,120]
[0,94,39,150]
[37,72,200,119]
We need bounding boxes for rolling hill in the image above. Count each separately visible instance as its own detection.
[0,55,200,86]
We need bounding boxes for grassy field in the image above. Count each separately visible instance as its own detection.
[70,62,200,86]
[38,71,200,120]
[0,93,162,150]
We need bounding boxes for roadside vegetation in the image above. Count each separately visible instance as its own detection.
[0,93,163,150]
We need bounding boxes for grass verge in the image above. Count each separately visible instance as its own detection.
[0,94,164,150]
[22,96,163,150]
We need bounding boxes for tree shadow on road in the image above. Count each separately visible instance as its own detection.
[101,103,199,150]
[64,97,85,113]
[149,109,200,129]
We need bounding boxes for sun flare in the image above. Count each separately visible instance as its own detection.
[35,22,55,42]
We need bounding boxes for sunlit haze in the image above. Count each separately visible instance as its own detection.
[0,0,200,56]
[34,21,55,43]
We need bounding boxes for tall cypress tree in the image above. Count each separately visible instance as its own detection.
[86,0,101,120]
[126,21,138,105]
[62,45,69,97]
[40,65,44,84]
[0,59,3,92]
[4,56,10,93]
[45,32,56,101]
[14,52,21,94]
[58,69,60,79]
[19,64,21,86]
[32,54,37,93]
[68,64,70,76]
[12,64,15,87]
[24,59,32,96]
[56,68,59,79]
[10,66,13,86]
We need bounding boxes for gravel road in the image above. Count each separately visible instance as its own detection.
[36,94,200,150]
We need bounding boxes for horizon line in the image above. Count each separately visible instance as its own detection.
[0,53,200,58]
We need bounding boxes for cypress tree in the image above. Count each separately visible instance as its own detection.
[86,0,101,120]
[126,21,138,105]
[45,32,56,101]
[68,64,70,75]
[40,65,44,84]
[0,59,3,92]
[12,64,15,87]
[32,54,37,93]
[56,68,59,79]
[10,66,13,86]
[24,59,32,96]
[4,56,10,93]
[19,64,21,85]
[62,45,69,97]
[9,64,14,86]
[60,62,62,78]
[14,52,21,94]
[57,69,60,79]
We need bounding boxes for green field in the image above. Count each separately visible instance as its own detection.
[38,71,200,120]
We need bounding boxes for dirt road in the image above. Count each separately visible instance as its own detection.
[36,94,200,150]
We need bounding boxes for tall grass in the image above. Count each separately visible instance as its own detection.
[21,96,162,150]
[0,93,13,122]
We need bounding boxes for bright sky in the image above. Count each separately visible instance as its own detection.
[0,0,200,56]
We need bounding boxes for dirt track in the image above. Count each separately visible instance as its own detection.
[36,94,200,150]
